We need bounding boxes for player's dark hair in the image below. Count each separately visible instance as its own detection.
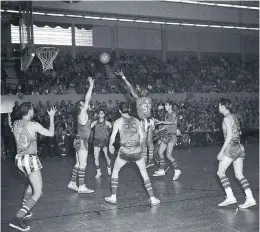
[119,102,130,114]
[97,109,106,116]
[75,100,83,114]
[165,100,174,107]
[139,88,150,97]
[18,102,33,117]
[219,98,232,112]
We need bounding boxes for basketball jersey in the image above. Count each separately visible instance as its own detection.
[119,117,140,147]
[77,118,91,139]
[94,120,110,140]
[165,111,178,134]
[223,114,241,142]
[136,97,152,119]
[13,120,37,155]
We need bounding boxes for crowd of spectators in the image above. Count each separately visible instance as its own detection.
[1,96,258,160]
[1,52,258,95]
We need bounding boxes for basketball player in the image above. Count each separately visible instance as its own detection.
[91,109,112,178]
[115,70,155,168]
[105,102,160,206]
[67,77,94,194]
[9,102,57,231]
[217,98,256,208]
[153,101,182,180]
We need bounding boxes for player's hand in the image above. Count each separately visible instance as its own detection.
[88,76,94,86]
[217,152,223,161]
[109,144,115,154]
[115,70,124,77]
[154,119,161,125]
[47,107,57,117]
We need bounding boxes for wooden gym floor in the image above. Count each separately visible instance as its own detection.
[1,143,259,232]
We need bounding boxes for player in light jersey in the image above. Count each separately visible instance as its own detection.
[105,102,160,206]
[67,77,95,194]
[115,70,155,168]
[217,98,256,208]
[91,109,112,178]
[152,101,182,180]
[9,102,57,231]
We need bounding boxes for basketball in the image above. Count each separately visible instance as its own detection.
[99,53,110,64]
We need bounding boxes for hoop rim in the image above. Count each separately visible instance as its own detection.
[36,47,59,51]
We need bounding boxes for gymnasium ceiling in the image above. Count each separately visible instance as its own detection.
[1,1,259,27]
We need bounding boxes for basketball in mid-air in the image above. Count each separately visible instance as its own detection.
[99,52,110,64]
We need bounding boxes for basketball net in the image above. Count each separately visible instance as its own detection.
[36,47,59,72]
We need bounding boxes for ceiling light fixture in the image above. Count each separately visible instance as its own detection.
[66,14,83,18]
[135,20,150,23]
[101,17,118,21]
[46,13,64,17]
[151,21,165,24]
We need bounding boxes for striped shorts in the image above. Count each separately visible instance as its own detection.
[140,118,155,132]
[15,154,43,175]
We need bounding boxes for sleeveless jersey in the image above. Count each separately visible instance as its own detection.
[223,114,241,143]
[77,118,91,139]
[13,120,37,154]
[119,117,140,147]
[136,97,152,119]
[165,111,178,134]
[94,120,110,140]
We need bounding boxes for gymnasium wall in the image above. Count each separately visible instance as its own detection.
[1,92,258,113]
[86,25,259,56]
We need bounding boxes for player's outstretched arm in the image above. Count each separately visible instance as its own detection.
[115,70,139,100]
[33,107,57,137]
[83,77,94,111]
[79,77,94,124]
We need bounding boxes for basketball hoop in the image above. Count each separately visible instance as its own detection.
[36,47,59,72]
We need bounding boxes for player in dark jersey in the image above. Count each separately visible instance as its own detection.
[91,109,112,178]
[9,102,57,231]
[115,70,155,168]
[67,77,95,194]
[217,98,256,208]
[152,101,182,180]
[105,102,160,206]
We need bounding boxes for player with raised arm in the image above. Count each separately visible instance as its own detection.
[67,77,95,194]
[9,102,57,231]
[115,70,155,168]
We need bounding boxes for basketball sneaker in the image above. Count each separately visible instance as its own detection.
[172,169,182,181]
[153,169,165,177]
[9,218,30,231]
[150,197,160,207]
[239,197,257,209]
[78,185,94,194]
[105,195,117,204]
[218,196,237,207]
[67,182,79,191]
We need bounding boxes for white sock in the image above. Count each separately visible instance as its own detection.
[225,187,234,198]
[245,188,253,199]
